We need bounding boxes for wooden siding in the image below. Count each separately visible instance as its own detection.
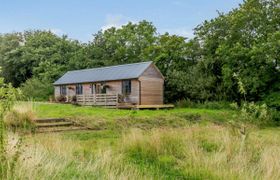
[54,86,60,97]
[54,80,140,105]
[106,81,121,94]
[106,80,139,104]
[139,65,164,105]
[67,85,76,96]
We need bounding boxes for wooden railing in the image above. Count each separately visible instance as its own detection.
[76,94,118,106]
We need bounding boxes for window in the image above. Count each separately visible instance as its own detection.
[101,86,107,94]
[60,85,67,95]
[122,80,131,95]
[76,84,83,95]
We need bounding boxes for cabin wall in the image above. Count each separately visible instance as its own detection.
[139,65,164,105]
[130,80,140,104]
[67,85,76,96]
[106,81,121,94]
[83,84,91,95]
[54,86,60,97]
[106,80,139,104]
[54,80,140,104]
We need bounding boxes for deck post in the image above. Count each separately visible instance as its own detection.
[83,94,85,105]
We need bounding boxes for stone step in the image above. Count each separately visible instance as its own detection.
[36,121,73,128]
[35,118,66,123]
[35,126,89,133]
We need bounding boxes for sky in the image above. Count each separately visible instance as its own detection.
[0,0,243,42]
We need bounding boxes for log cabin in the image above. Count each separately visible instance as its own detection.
[53,61,167,108]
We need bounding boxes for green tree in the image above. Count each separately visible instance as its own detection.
[194,0,280,102]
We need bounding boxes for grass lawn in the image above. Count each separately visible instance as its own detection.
[33,102,236,128]
[8,102,280,179]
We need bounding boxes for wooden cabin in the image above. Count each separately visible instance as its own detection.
[53,61,167,108]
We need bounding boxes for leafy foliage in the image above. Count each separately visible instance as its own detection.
[21,78,53,101]
[0,0,279,104]
[0,73,20,178]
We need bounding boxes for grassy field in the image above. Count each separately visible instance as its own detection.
[7,102,280,179]
[33,102,237,129]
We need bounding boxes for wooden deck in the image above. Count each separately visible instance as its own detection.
[75,94,174,109]
[117,104,174,110]
[76,94,118,106]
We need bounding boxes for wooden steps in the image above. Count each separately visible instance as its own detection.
[35,118,67,123]
[34,118,89,133]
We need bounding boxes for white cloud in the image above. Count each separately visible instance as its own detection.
[160,27,194,39]
[101,14,133,31]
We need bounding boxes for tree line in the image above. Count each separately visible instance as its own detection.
[0,0,279,108]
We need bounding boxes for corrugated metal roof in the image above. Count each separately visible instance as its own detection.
[53,61,153,85]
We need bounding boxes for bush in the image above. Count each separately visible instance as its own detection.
[240,102,271,125]
[176,99,234,110]
[263,92,280,111]
[71,95,78,105]
[21,78,53,101]
[56,95,66,102]
[270,109,280,125]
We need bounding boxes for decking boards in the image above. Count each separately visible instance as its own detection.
[117,104,174,110]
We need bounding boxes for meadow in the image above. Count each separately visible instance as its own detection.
[6,102,280,179]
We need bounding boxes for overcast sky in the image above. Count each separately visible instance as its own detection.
[0,0,243,42]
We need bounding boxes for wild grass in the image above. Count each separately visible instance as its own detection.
[7,124,280,179]
[13,133,150,180]
[4,102,36,132]
[3,102,279,179]
[120,126,280,179]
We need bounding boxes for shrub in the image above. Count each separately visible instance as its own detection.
[56,95,66,103]
[270,109,280,125]
[0,76,21,179]
[261,92,280,124]
[263,92,280,111]
[176,99,234,110]
[21,78,53,101]
[71,95,78,105]
[176,98,196,108]
[240,102,271,125]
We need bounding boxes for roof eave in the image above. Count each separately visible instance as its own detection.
[53,77,140,86]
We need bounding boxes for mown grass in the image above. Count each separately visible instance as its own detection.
[5,102,280,179]
[32,102,236,130]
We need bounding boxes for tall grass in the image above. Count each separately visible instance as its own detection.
[4,102,36,132]
[14,134,149,180]
[120,126,280,179]
[8,124,280,179]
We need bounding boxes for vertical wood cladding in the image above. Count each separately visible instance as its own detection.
[139,64,164,105]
